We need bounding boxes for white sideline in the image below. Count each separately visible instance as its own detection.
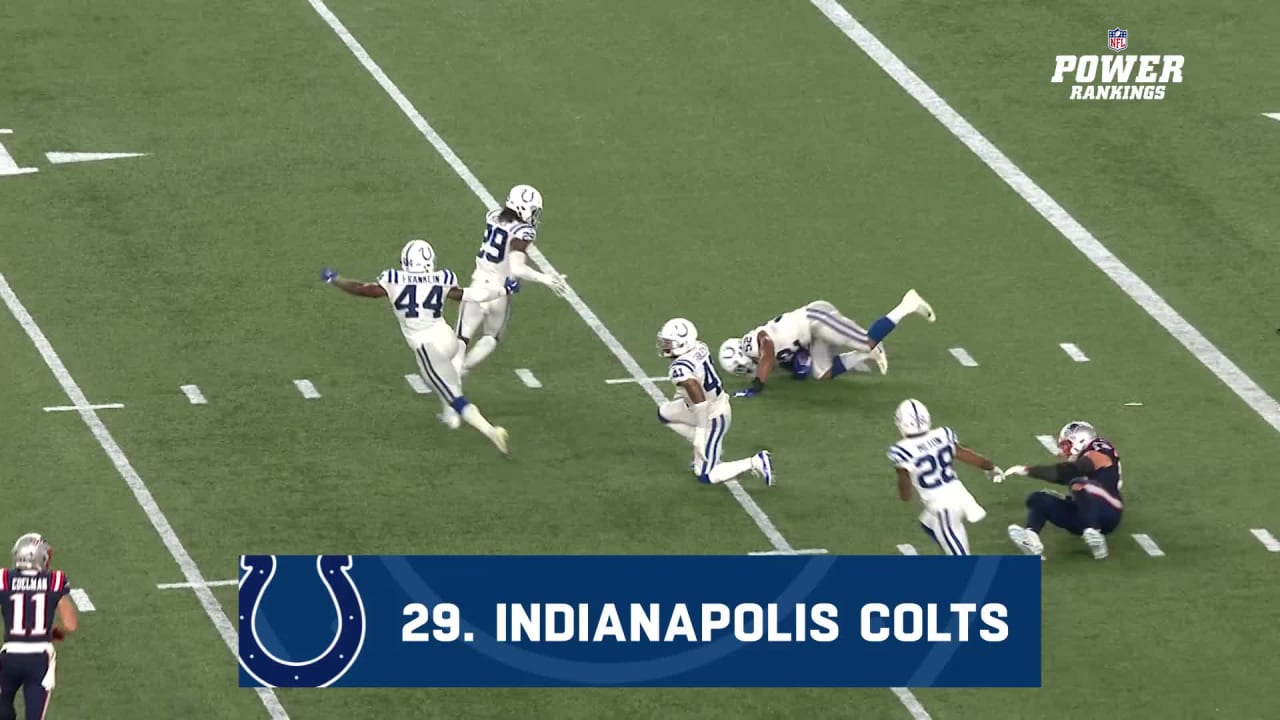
[306,0,795,554]
[0,272,289,719]
[810,0,1280,438]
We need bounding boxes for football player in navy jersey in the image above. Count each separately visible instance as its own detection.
[0,533,78,720]
[999,421,1124,560]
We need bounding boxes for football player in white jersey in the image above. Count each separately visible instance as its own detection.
[887,399,1004,556]
[321,239,517,454]
[656,318,774,486]
[455,184,567,374]
[717,290,936,398]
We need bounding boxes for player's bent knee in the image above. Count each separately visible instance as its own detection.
[450,396,470,413]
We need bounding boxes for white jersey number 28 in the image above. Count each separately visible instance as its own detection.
[915,446,958,489]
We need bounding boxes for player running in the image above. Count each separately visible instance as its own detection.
[718,290,936,398]
[656,318,774,487]
[1000,421,1123,560]
[456,184,567,374]
[0,533,79,720]
[888,399,1004,555]
[322,239,516,454]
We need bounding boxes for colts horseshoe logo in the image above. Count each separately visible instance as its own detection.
[238,555,366,687]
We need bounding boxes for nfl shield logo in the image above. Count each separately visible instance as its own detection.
[1108,27,1128,53]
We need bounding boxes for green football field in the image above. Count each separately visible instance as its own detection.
[3,0,1279,717]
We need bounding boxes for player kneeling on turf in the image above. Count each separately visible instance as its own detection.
[656,318,773,487]
[888,399,1003,556]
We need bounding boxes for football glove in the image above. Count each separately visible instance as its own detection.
[546,273,568,297]
[986,466,1006,484]
[504,278,521,295]
[321,267,338,284]
[1003,465,1029,478]
[734,379,765,398]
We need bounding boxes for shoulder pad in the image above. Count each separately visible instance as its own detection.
[669,358,697,384]
[887,444,912,467]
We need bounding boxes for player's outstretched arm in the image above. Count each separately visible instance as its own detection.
[321,268,386,298]
[956,445,1004,482]
[508,245,566,296]
[1005,454,1099,484]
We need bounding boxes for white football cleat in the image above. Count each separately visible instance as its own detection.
[752,451,775,486]
[903,288,936,323]
[438,409,462,430]
[492,427,510,456]
[1007,525,1044,558]
[1082,528,1109,560]
[870,344,889,375]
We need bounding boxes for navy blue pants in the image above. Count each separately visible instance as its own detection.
[1025,490,1122,536]
[0,651,51,720]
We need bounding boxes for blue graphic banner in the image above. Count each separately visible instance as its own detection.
[238,555,1040,688]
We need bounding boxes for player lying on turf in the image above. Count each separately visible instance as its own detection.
[717,290,935,398]
[656,318,774,486]
[999,421,1123,560]
[456,184,567,375]
[889,399,1003,555]
[322,239,517,455]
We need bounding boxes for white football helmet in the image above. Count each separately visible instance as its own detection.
[12,533,51,570]
[400,239,436,274]
[505,184,543,225]
[718,338,755,376]
[894,398,932,437]
[1057,421,1097,459]
[657,318,698,358]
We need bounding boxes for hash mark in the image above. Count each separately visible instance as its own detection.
[1250,528,1280,552]
[1059,343,1090,362]
[293,379,321,399]
[180,384,207,405]
[515,368,542,389]
[404,374,431,395]
[948,347,978,367]
[1131,533,1165,557]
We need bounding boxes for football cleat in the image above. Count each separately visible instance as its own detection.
[902,288,936,323]
[492,427,511,456]
[871,344,889,375]
[1082,528,1109,560]
[752,450,775,487]
[1007,524,1045,558]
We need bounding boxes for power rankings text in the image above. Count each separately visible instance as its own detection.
[407,601,1010,644]
[238,554,1042,688]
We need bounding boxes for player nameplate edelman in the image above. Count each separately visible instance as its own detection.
[238,555,1040,688]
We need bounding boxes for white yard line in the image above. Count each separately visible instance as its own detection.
[180,384,207,404]
[1131,533,1165,557]
[1249,528,1280,552]
[896,544,919,556]
[158,578,240,590]
[514,368,542,389]
[1035,435,1059,455]
[606,376,670,385]
[307,0,796,555]
[44,403,123,412]
[69,588,95,612]
[1059,343,1090,362]
[810,0,1280,441]
[404,373,431,394]
[293,378,321,399]
[0,272,289,719]
[947,347,978,367]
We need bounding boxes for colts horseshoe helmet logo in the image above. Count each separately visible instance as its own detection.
[238,555,366,687]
